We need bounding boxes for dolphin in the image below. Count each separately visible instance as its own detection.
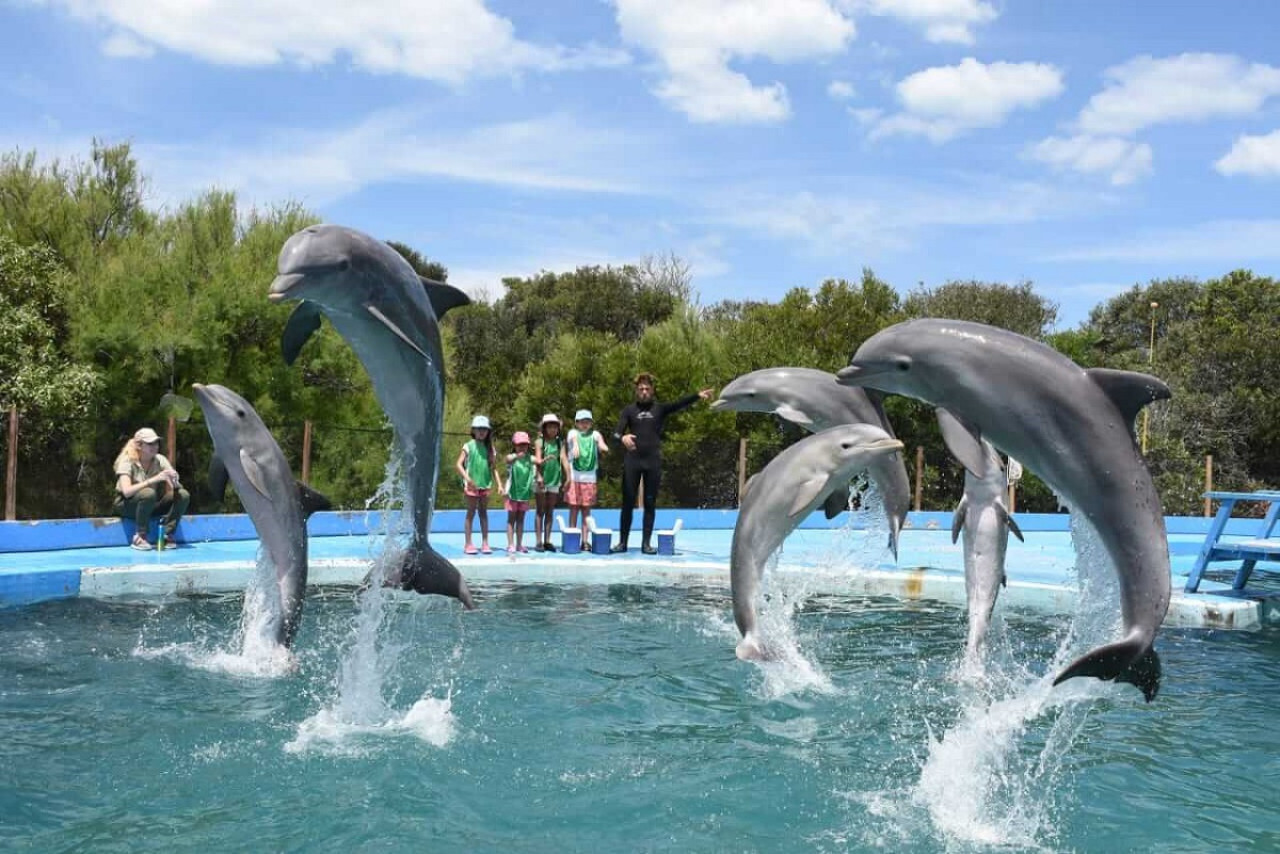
[731,424,905,660]
[267,224,475,609]
[837,318,1171,701]
[951,438,1023,661]
[193,383,331,648]
[712,367,911,556]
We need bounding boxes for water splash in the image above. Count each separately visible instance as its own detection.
[285,694,456,755]
[902,507,1127,850]
[747,557,836,699]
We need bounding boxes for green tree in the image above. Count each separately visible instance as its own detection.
[903,279,1058,339]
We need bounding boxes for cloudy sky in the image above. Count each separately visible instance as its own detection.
[3,1,1279,325]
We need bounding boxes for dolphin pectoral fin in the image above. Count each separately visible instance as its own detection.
[936,408,989,477]
[951,497,968,544]
[1085,368,1172,437]
[282,301,323,366]
[1052,637,1162,702]
[239,448,272,500]
[789,478,831,517]
[399,544,476,609]
[296,482,332,517]
[999,505,1025,542]
[421,278,471,319]
[209,456,229,503]
[774,404,814,427]
[364,303,431,361]
[822,488,849,520]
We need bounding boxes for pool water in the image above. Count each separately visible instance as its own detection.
[4,567,1279,852]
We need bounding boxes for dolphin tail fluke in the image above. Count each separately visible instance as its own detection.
[400,545,476,610]
[1052,637,1161,702]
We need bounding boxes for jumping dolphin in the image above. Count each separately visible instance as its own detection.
[267,224,475,608]
[193,383,331,648]
[712,367,911,556]
[951,437,1023,661]
[731,424,904,660]
[837,319,1171,701]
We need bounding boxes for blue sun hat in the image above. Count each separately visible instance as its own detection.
[575,409,593,422]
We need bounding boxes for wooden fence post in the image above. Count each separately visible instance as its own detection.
[737,438,747,503]
[5,406,16,521]
[1204,455,1213,518]
[166,416,177,463]
[301,420,313,485]
[1008,482,1017,514]
[914,446,924,512]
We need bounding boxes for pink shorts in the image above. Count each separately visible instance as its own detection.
[505,498,531,513]
[566,481,597,507]
[465,485,491,499]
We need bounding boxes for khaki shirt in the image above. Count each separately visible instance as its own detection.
[114,453,175,493]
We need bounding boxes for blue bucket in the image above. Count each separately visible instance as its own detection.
[561,530,582,554]
[657,532,675,555]
[591,531,612,555]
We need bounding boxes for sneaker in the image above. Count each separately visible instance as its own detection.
[609,543,628,554]
[543,542,556,552]
[518,545,529,553]
[506,545,516,554]
[641,544,657,555]
[464,544,478,555]
[533,542,546,552]
[130,535,153,551]
[481,545,493,555]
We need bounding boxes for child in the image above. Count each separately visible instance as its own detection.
[504,431,536,553]
[566,409,610,531]
[457,415,502,555]
[533,413,570,552]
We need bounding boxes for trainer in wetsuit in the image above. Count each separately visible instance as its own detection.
[611,373,715,554]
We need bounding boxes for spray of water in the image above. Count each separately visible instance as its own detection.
[290,449,456,752]
[902,508,1125,850]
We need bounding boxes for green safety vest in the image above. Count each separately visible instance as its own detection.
[572,430,597,472]
[540,437,564,489]
[465,439,493,489]
[508,454,535,501]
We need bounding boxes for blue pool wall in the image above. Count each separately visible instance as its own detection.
[0,508,1262,554]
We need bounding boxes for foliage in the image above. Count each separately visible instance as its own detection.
[904,279,1058,340]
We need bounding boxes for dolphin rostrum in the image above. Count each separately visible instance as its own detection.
[712,367,911,556]
[837,318,1171,701]
[268,224,475,608]
[193,383,331,648]
[731,424,904,661]
[951,437,1023,661]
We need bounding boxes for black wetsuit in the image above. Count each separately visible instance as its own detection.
[614,394,700,548]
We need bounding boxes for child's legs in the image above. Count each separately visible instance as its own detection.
[515,510,527,545]
[506,510,517,548]
[464,495,479,543]
[478,494,490,541]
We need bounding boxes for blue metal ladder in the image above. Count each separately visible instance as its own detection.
[1185,491,1280,593]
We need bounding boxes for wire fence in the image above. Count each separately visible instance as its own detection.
[1,406,1230,522]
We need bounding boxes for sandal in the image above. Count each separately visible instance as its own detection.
[131,534,153,551]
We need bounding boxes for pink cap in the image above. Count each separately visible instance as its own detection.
[512,431,531,445]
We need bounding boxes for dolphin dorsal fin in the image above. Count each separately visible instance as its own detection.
[282,301,323,366]
[209,455,229,503]
[364,303,431,361]
[1086,369,1172,433]
[420,278,471,319]
[239,448,271,500]
[296,482,332,517]
[936,408,989,478]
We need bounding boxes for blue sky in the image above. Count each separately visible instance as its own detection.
[4,1,1280,326]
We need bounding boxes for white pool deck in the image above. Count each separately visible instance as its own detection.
[8,524,1272,631]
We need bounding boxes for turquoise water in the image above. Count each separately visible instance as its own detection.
[4,564,1280,852]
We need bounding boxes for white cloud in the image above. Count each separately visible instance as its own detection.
[871,58,1064,142]
[1215,129,1280,178]
[1047,219,1280,263]
[857,0,997,45]
[614,0,856,123]
[827,79,856,100]
[1028,135,1153,186]
[1077,53,1280,137]
[125,109,664,210]
[849,107,883,125]
[41,0,628,82]
[100,30,154,59]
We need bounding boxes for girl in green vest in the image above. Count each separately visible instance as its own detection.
[456,415,502,555]
[533,413,570,552]
[503,431,536,553]
[566,409,610,531]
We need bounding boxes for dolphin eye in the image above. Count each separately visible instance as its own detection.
[337,258,351,271]
[236,409,246,418]
[895,358,911,372]
[841,441,853,450]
